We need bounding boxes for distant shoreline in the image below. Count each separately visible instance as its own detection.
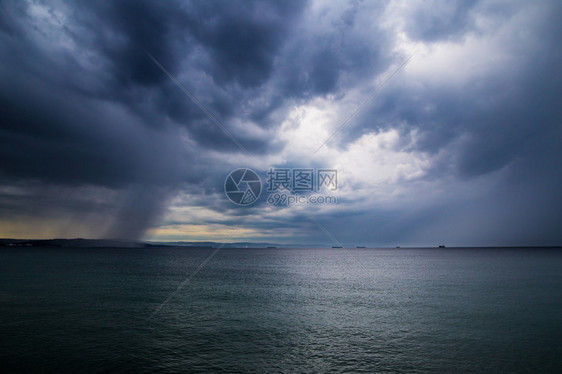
[0,238,560,250]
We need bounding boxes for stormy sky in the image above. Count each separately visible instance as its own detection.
[1,0,561,246]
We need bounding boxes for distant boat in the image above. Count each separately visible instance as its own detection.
[438,245,446,248]
[332,246,343,248]
[356,246,365,248]
[396,246,401,248]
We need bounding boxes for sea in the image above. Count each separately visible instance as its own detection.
[1,247,561,373]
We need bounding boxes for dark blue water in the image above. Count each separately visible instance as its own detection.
[1,247,561,373]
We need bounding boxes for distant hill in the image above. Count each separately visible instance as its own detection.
[0,238,325,248]
[147,241,322,248]
[0,238,152,248]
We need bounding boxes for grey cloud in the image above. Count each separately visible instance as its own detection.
[183,0,307,88]
[403,0,480,42]
[0,0,561,244]
[346,1,562,182]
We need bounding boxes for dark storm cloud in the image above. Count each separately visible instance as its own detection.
[0,0,308,237]
[0,72,188,187]
[2,0,371,239]
[350,2,562,182]
[1,0,561,244]
[0,0,386,178]
[403,0,479,42]
[324,0,562,245]
[84,0,305,89]
[83,0,308,152]
[277,1,392,99]
[181,0,306,88]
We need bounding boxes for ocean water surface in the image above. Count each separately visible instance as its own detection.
[1,247,561,373]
